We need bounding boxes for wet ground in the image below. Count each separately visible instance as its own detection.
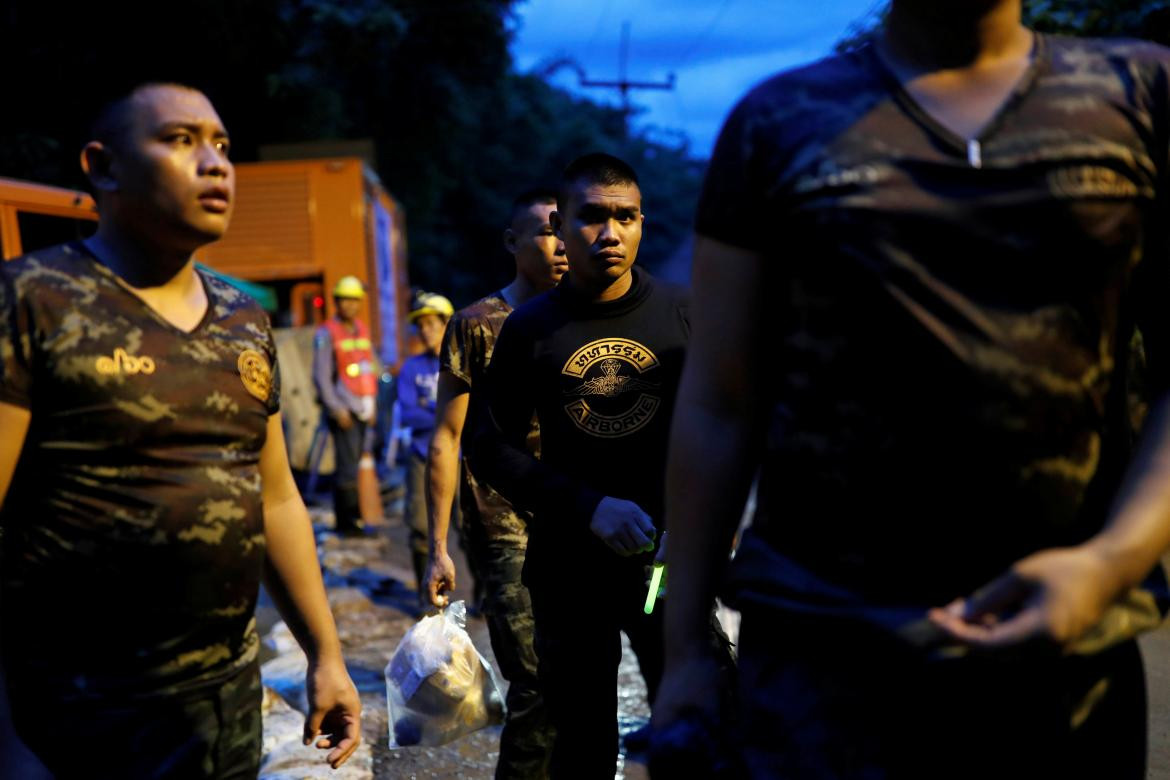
[260,493,1170,780]
[255,498,652,780]
[2,487,1167,778]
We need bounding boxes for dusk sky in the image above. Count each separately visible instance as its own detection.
[509,0,884,158]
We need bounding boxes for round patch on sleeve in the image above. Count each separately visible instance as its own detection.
[238,349,273,402]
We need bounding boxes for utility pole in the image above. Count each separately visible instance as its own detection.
[578,22,675,114]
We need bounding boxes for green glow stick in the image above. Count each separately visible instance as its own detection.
[644,562,665,615]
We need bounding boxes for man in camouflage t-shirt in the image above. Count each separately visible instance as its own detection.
[655,2,1170,777]
[0,83,360,777]
[423,188,565,778]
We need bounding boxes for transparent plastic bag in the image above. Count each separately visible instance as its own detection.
[386,600,506,748]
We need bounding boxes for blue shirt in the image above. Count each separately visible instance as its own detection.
[397,352,440,459]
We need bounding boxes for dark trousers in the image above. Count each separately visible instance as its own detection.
[736,610,1147,779]
[468,540,554,779]
[8,662,262,780]
[527,558,665,779]
[406,452,429,586]
[328,415,368,531]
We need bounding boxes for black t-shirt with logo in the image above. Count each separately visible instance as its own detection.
[697,34,1170,609]
[0,241,280,700]
[473,268,689,571]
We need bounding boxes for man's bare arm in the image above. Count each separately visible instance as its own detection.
[0,402,30,508]
[654,237,768,723]
[424,371,470,607]
[260,412,362,768]
[1091,398,1170,588]
[932,397,1170,649]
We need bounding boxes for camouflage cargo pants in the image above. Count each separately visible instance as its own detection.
[735,611,1146,779]
[8,660,262,779]
[467,538,554,780]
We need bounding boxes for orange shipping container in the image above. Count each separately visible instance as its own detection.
[0,177,97,259]
[198,157,412,372]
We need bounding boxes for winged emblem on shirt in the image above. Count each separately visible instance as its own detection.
[561,338,662,439]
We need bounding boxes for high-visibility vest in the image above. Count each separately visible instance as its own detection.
[324,318,378,397]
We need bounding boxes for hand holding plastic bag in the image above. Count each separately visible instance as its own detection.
[386,600,505,748]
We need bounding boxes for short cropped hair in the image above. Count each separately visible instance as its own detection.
[557,153,639,211]
[509,187,558,226]
[88,82,202,148]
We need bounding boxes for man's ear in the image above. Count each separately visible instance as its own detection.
[80,142,117,193]
[503,227,517,255]
[550,210,563,239]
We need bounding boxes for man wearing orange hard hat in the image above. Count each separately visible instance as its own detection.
[313,275,380,535]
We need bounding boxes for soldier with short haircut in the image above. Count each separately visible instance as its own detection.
[0,83,360,777]
[424,187,566,778]
[471,154,730,778]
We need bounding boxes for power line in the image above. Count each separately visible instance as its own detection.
[675,0,734,71]
[584,0,614,54]
[578,21,675,114]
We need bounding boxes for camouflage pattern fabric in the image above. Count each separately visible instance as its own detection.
[442,292,537,547]
[8,659,262,779]
[697,34,1170,607]
[0,241,278,700]
[469,542,552,779]
[734,614,1146,779]
[441,292,552,778]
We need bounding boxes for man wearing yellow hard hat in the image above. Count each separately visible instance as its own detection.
[313,275,379,535]
[398,290,454,594]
